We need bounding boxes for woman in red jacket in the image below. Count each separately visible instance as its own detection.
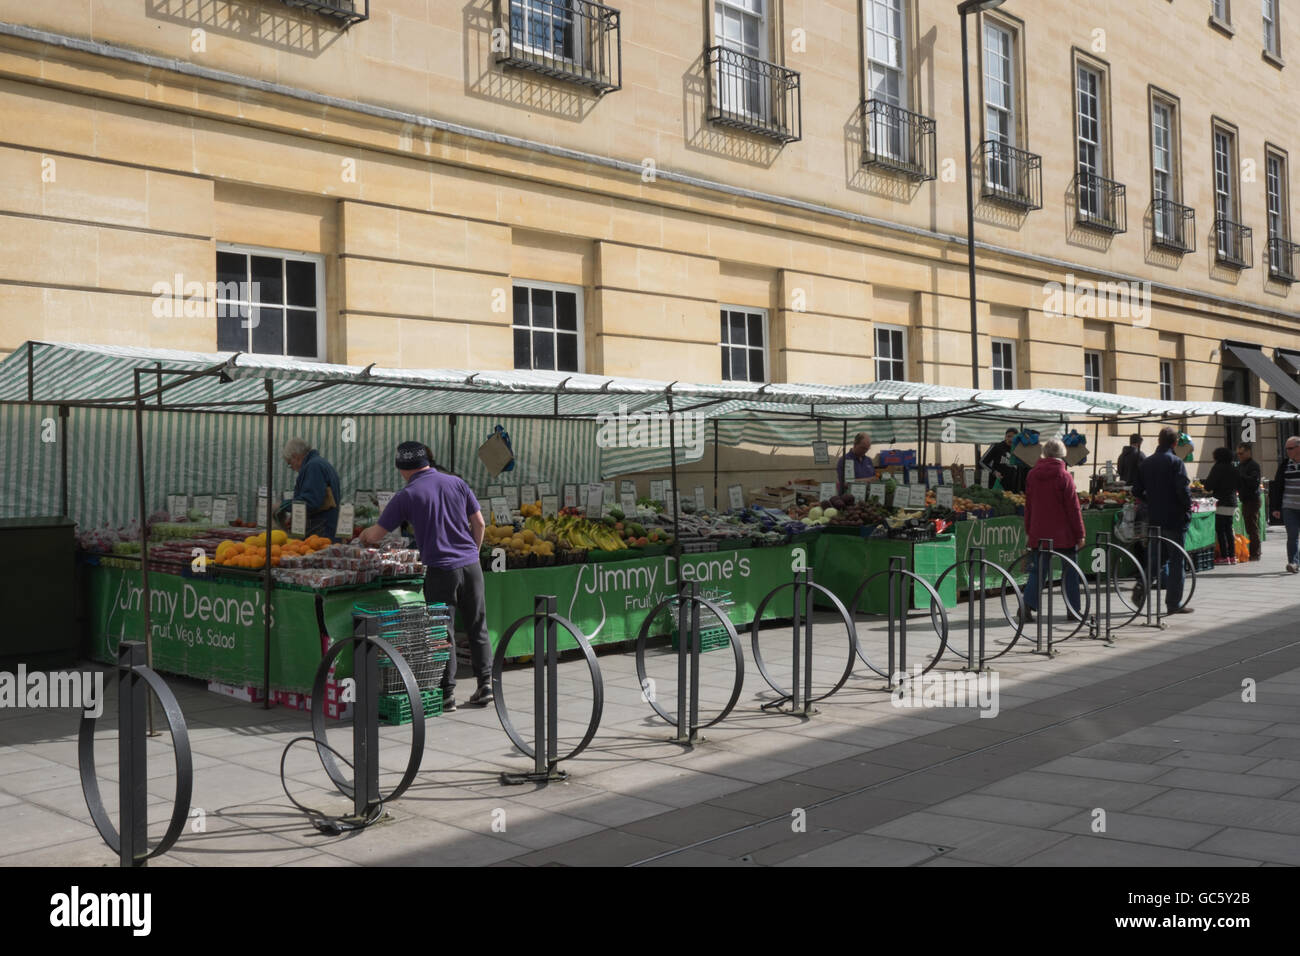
[1020,438,1087,623]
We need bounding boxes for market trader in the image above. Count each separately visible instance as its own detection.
[282,437,342,540]
[981,428,1019,490]
[836,432,876,495]
[359,441,490,711]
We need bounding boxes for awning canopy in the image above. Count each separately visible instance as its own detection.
[1277,350,1300,376]
[1223,342,1300,413]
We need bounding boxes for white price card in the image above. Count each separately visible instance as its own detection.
[908,485,928,508]
[168,494,187,517]
[487,485,503,499]
[508,485,521,508]
[850,482,868,502]
[291,502,307,537]
[695,486,707,511]
[812,441,829,465]
[563,484,577,508]
[963,467,976,488]
[521,484,537,505]
[537,482,553,496]
[541,494,559,516]
[210,497,228,525]
[376,491,395,514]
[869,483,887,504]
[222,494,239,520]
[256,493,269,526]
[585,483,604,518]
[579,484,589,506]
[931,467,945,486]
[193,494,213,518]
[603,481,616,503]
[728,484,745,510]
[620,491,637,513]
[936,486,954,508]
[335,502,354,539]
[490,497,512,524]
[819,481,837,502]
[621,480,636,495]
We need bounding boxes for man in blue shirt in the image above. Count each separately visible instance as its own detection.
[1132,427,1194,615]
[836,432,876,495]
[282,438,342,540]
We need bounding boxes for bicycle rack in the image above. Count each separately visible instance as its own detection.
[998,542,1092,657]
[929,546,1025,672]
[750,566,858,717]
[848,554,950,689]
[79,641,193,867]
[492,595,604,785]
[1088,532,1149,642]
[635,580,744,746]
[1140,531,1198,627]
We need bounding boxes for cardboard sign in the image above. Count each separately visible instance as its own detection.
[849,481,868,503]
[521,484,537,506]
[620,491,637,513]
[193,494,213,518]
[728,484,745,510]
[541,494,559,516]
[812,441,829,465]
[621,480,636,495]
[963,467,976,488]
[210,497,228,525]
[490,497,512,524]
[695,486,707,512]
[908,484,928,508]
[936,486,954,508]
[819,481,837,503]
[335,502,354,539]
[585,484,604,518]
[291,501,307,537]
[869,483,887,505]
[563,484,577,508]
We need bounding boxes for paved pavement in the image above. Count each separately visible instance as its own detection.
[3,559,1300,867]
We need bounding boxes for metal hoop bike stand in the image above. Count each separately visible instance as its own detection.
[929,546,1026,671]
[1138,530,1198,627]
[1000,542,1092,656]
[1088,532,1149,642]
[634,580,745,746]
[749,566,859,717]
[79,641,193,867]
[492,595,605,785]
[848,554,951,689]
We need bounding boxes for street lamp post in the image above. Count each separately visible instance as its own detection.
[958,0,1006,474]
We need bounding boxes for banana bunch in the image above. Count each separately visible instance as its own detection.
[523,514,628,551]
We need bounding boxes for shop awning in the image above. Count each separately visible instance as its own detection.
[1277,350,1300,375]
[1222,341,1300,413]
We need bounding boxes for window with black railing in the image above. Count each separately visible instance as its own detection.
[1152,198,1196,253]
[860,99,936,181]
[980,140,1042,210]
[1073,171,1126,233]
[705,45,801,143]
[493,0,622,93]
[279,0,369,24]
[1267,236,1299,282]
[1214,218,1253,268]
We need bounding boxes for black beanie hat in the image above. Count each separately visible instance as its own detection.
[396,441,430,470]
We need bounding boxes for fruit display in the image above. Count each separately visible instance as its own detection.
[214,531,333,569]
[953,486,1018,518]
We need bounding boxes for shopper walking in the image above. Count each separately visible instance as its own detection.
[360,441,492,710]
[1237,442,1263,561]
[1202,447,1240,565]
[1019,438,1086,625]
[1132,426,1194,614]
[1269,435,1300,573]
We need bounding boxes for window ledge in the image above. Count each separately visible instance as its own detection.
[1263,49,1286,69]
[1208,15,1235,38]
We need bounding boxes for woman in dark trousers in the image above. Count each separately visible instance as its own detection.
[1202,447,1240,565]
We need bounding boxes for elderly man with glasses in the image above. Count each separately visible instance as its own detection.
[280,437,343,541]
[1269,436,1300,573]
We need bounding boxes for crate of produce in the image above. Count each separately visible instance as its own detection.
[377,689,443,725]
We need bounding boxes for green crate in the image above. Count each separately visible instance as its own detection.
[377,689,442,725]
[669,625,731,652]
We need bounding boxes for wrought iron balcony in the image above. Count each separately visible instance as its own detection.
[980,140,1042,210]
[493,0,622,93]
[1151,198,1196,253]
[1267,236,1300,283]
[860,99,936,181]
[1214,218,1254,268]
[279,0,368,25]
[705,45,801,143]
[1074,171,1126,233]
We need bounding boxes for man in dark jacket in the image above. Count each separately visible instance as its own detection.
[981,429,1018,489]
[1019,438,1086,623]
[1236,442,1263,561]
[1132,426,1193,614]
[282,437,342,540]
[1269,435,1300,573]
[1117,434,1145,485]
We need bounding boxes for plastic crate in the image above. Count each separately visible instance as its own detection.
[377,689,442,725]
[1191,547,1214,572]
[670,624,731,652]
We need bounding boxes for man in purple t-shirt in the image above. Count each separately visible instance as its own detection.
[359,442,489,710]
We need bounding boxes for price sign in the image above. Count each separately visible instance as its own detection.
[256,492,269,527]
[620,491,637,513]
[869,483,887,505]
[291,502,307,537]
[508,485,521,509]
[695,486,707,511]
[908,485,928,508]
[210,498,228,525]
[541,494,559,516]
[963,467,976,488]
[335,502,354,539]
[650,479,664,502]
[490,497,511,524]
[585,484,604,518]
[376,491,394,514]
[849,482,868,502]
[537,482,553,496]
[812,441,829,465]
[819,482,837,502]
[193,494,213,518]
[621,480,636,495]
[521,484,537,505]
[222,494,239,521]
[603,481,616,503]
[563,484,577,508]
[728,484,745,510]
[579,484,589,506]
[487,485,503,499]
[168,494,187,517]
[936,486,954,508]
